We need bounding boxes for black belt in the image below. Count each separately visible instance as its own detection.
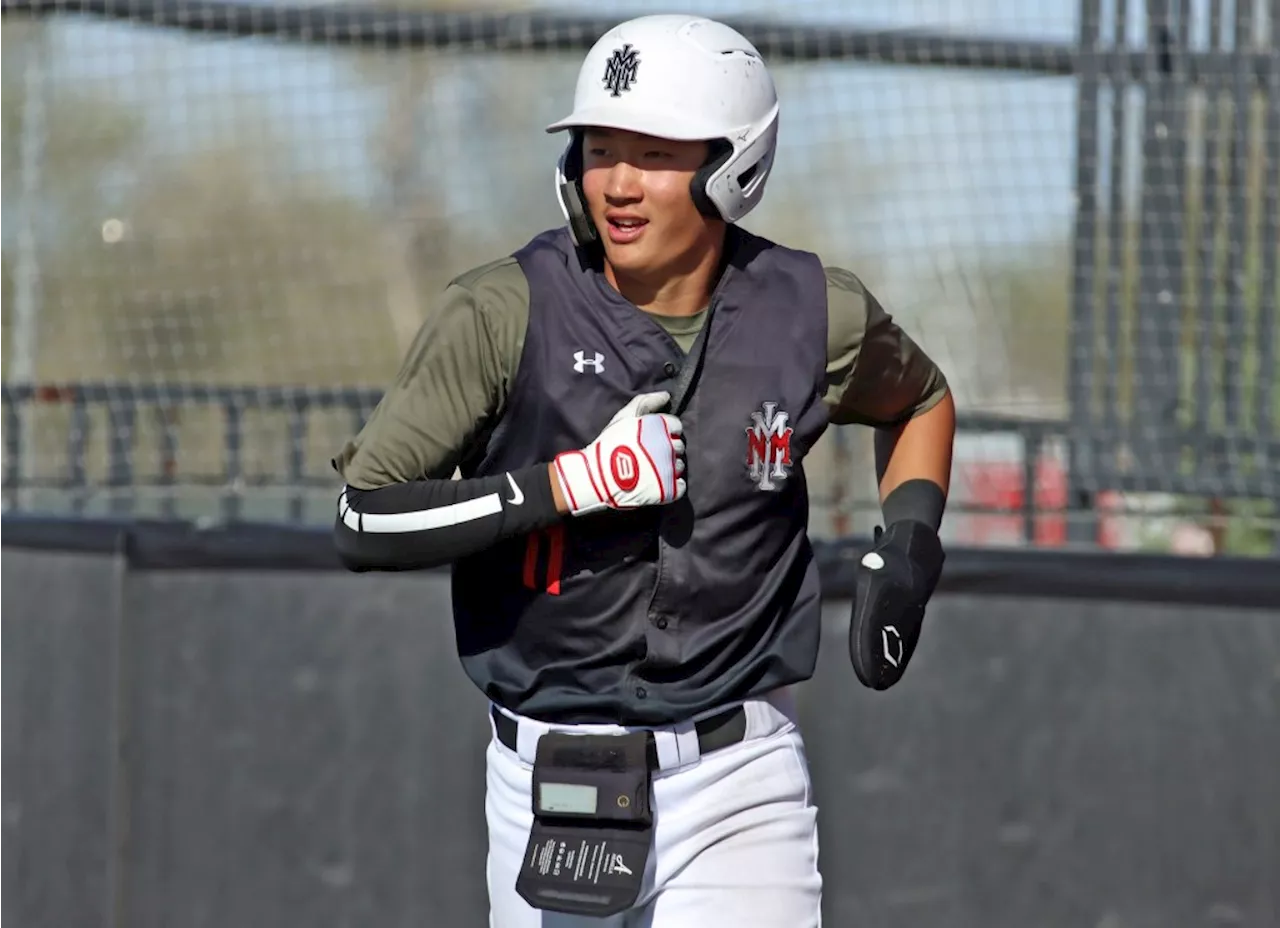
[491,704,748,770]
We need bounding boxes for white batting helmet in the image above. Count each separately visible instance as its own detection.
[545,14,781,246]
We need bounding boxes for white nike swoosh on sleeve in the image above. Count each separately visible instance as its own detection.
[505,472,525,505]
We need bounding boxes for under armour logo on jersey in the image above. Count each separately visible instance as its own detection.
[573,350,605,374]
[602,44,640,97]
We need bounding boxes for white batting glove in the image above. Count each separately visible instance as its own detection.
[553,391,686,517]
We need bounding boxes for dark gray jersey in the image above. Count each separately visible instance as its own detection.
[333,226,949,725]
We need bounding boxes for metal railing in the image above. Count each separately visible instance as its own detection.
[1,382,1068,542]
[2,382,379,523]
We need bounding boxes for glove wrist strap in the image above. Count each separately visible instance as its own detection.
[553,450,607,516]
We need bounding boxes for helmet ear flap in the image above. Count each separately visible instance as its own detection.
[557,130,599,246]
[560,135,753,240]
[690,140,735,220]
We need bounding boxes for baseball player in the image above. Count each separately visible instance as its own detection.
[332,14,954,927]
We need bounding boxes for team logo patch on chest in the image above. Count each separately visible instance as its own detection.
[745,401,794,491]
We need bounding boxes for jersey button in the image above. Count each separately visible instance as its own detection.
[635,686,648,699]
[663,361,678,377]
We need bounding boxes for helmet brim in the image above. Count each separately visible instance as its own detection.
[545,106,728,143]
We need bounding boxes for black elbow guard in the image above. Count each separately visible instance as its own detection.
[848,519,946,690]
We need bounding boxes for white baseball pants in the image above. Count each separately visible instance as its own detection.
[483,690,823,927]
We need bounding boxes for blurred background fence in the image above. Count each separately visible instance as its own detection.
[2,0,1276,553]
[3,2,1280,927]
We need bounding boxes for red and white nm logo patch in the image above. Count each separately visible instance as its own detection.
[745,401,793,491]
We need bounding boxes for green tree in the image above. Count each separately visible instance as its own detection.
[1,20,404,491]
[2,19,147,375]
[73,121,390,386]
[341,0,540,354]
[70,119,395,484]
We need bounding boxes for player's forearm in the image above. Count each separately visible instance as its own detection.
[334,463,564,572]
[872,388,955,530]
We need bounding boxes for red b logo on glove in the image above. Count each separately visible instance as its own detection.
[611,447,640,491]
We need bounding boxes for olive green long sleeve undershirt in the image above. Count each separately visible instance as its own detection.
[333,258,950,491]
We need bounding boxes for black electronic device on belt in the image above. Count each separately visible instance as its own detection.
[515,730,655,917]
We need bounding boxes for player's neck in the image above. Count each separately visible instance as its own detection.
[604,237,726,319]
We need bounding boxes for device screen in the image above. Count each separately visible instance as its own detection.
[538,782,598,815]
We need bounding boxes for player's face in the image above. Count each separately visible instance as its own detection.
[580,128,720,281]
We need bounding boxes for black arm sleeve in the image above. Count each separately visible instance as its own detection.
[333,462,563,572]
